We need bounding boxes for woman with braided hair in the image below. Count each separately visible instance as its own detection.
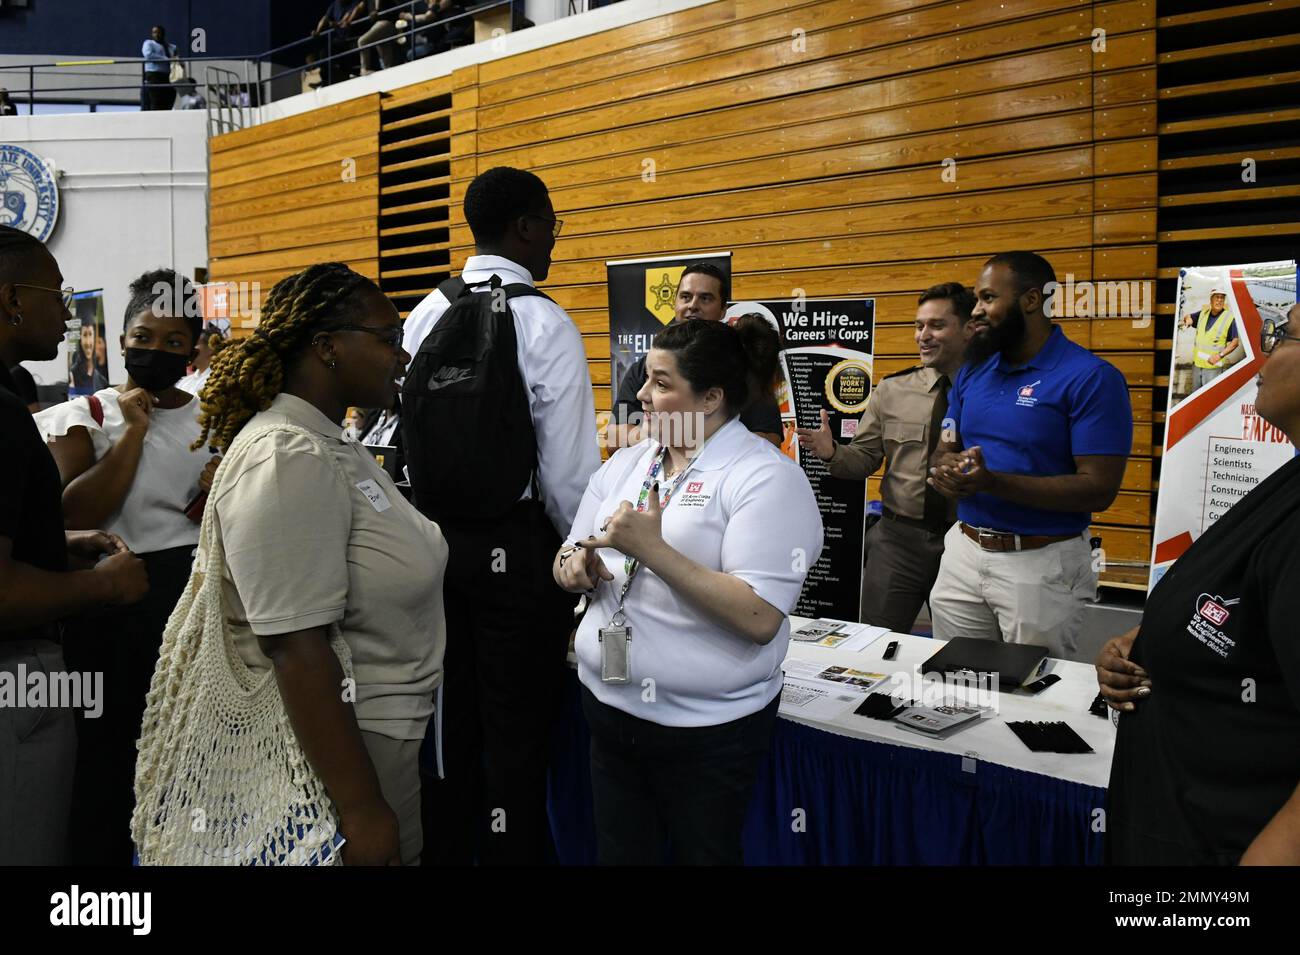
[174,262,448,865]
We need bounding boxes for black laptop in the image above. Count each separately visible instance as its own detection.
[922,638,1049,689]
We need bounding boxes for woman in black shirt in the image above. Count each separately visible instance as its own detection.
[1098,302,1300,865]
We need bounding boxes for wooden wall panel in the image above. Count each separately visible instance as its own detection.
[448,0,1159,584]
[208,95,381,329]
[206,0,1169,585]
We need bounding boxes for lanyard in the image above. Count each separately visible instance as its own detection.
[608,444,695,627]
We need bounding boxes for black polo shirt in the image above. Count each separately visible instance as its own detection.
[0,363,68,643]
[1106,455,1300,864]
[614,354,784,436]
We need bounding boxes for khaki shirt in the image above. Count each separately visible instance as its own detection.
[826,364,946,521]
[213,393,448,741]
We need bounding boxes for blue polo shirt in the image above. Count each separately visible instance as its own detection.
[946,324,1132,535]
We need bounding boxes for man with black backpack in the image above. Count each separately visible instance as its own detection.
[402,166,600,865]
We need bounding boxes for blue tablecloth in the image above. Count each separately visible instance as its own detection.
[548,671,1106,865]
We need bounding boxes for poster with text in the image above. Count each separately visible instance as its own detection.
[605,252,731,403]
[727,298,876,620]
[1149,260,1297,590]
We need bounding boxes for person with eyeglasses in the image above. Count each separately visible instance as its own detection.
[1099,300,1300,865]
[163,262,449,865]
[35,269,218,864]
[402,165,600,865]
[0,225,150,864]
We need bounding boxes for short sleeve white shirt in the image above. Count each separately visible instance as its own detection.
[34,387,206,554]
[567,417,824,727]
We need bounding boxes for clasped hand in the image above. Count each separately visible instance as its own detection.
[927,445,994,499]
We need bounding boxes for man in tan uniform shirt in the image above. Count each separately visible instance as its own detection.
[797,282,974,631]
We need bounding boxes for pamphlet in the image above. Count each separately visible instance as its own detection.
[892,700,994,739]
[791,618,889,651]
[784,659,889,693]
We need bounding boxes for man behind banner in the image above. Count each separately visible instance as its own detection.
[796,282,974,632]
[1184,287,1241,391]
[603,263,782,449]
[927,252,1132,659]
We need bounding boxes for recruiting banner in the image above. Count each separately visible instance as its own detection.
[605,251,731,400]
[1149,260,1297,589]
[727,298,876,620]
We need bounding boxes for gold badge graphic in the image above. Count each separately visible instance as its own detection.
[645,266,685,326]
[825,358,872,414]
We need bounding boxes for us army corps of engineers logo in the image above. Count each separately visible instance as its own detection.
[0,144,59,242]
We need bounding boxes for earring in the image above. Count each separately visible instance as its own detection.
[328,359,338,370]
[9,312,21,326]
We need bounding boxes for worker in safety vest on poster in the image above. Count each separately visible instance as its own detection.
[1184,287,1241,391]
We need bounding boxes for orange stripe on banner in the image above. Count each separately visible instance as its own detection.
[1165,269,1267,450]
[1153,530,1194,565]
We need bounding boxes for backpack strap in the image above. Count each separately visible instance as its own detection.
[86,393,105,427]
[503,283,554,304]
[436,276,467,302]
[441,273,555,305]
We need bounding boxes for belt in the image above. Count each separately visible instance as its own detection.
[881,506,950,536]
[959,522,1078,553]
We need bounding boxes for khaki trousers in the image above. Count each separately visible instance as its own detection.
[860,517,947,633]
[928,523,1097,660]
[360,730,424,866]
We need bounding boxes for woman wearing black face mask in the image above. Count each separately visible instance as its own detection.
[35,268,217,865]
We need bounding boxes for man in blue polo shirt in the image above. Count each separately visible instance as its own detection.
[926,251,1131,659]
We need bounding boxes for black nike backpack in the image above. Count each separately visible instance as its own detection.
[401,274,549,523]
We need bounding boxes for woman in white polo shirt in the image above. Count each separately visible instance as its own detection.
[555,316,823,864]
[172,262,448,866]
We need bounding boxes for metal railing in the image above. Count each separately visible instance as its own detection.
[0,1,515,119]
[204,66,250,137]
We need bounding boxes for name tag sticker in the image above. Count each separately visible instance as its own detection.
[356,479,392,512]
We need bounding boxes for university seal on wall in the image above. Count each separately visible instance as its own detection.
[0,144,59,242]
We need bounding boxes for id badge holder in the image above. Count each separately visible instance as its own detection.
[599,610,631,684]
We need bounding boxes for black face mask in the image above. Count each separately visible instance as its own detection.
[125,347,189,392]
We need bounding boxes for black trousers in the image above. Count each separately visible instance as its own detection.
[418,498,574,865]
[141,71,175,111]
[63,545,193,865]
[581,686,780,865]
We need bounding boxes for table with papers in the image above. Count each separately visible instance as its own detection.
[547,618,1114,865]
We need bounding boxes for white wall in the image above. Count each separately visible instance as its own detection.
[1,110,208,389]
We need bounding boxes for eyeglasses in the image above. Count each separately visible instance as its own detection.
[1260,319,1300,355]
[16,284,75,311]
[525,214,563,238]
[321,324,404,349]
